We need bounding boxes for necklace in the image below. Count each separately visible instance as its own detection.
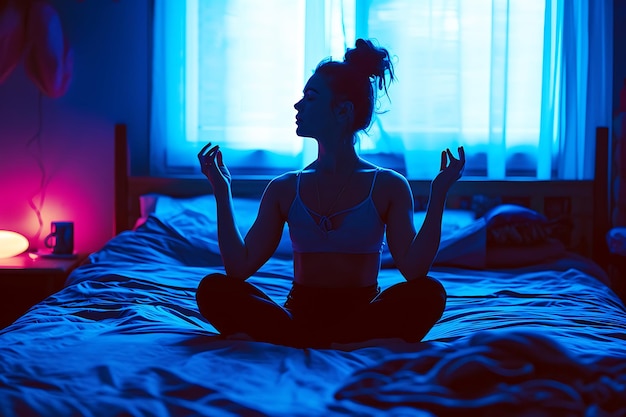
[314,159,359,232]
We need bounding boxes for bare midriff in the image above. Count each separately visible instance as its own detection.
[293,252,381,288]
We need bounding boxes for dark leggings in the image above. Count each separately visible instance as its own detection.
[196,273,446,348]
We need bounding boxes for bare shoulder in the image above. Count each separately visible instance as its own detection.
[368,166,413,220]
[262,171,299,219]
[375,167,412,195]
[265,171,298,194]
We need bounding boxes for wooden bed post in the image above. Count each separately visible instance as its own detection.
[114,124,129,236]
[593,126,609,268]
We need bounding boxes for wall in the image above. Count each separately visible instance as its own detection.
[0,0,150,254]
[614,2,626,110]
[0,1,624,255]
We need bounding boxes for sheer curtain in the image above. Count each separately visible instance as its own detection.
[150,0,612,179]
[151,0,308,176]
[359,0,548,179]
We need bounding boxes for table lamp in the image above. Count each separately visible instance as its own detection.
[0,230,29,259]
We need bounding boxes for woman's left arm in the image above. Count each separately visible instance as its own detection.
[386,147,465,281]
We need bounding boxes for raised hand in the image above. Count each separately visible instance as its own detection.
[198,142,232,197]
[431,146,465,196]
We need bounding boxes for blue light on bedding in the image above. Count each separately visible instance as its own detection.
[0,204,625,417]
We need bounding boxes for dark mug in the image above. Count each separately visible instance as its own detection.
[44,221,74,255]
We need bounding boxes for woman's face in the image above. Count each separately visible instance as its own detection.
[293,73,337,139]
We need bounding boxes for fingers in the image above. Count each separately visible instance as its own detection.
[443,147,465,164]
[208,145,219,161]
[198,143,220,159]
[197,143,209,165]
[197,142,212,157]
[206,145,220,159]
[198,142,211,156]
[438,146,466,181]
[198,142,220,170]
[458,146,465,162]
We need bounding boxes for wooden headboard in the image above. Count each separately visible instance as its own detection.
[114,124,610,263]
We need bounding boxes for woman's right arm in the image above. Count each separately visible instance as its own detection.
[198,144,286,279]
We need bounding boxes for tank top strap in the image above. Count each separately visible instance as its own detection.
[368,168,382,197]
[295,170,303,195]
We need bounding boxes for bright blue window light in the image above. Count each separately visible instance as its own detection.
[151,0,611,180]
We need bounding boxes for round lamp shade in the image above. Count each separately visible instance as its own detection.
[0,230,29,259]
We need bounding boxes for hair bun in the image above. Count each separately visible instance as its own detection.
[344,38,394,90]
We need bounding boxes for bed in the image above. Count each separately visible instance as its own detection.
[0,125,624,416]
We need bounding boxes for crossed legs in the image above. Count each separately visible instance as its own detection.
[196,273,446,348]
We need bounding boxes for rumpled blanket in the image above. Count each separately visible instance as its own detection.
[334,330,626,416]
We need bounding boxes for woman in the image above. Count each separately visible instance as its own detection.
[196,39,465,348]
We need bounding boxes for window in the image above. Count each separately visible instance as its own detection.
[151,0,611,179]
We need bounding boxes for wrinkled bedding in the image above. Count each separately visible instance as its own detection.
[0,213,625,417]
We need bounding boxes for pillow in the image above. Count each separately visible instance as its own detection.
[482,204,549,246]
[137,194,294,258]
[133,193,159,229]
[139,193,159,219]
[433,216,488,269]
[381,209,478,268]
[412,209,477,237]
[607,227,626,256]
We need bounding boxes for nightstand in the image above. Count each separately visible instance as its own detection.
[0,252,87,329]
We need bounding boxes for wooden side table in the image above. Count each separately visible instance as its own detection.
[0,252,87,329]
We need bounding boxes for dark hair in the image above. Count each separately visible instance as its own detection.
[314,38,395,137]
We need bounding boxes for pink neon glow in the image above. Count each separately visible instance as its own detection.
[4,168,109,254]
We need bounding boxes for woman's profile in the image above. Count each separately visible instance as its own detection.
[196,38,465,348]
